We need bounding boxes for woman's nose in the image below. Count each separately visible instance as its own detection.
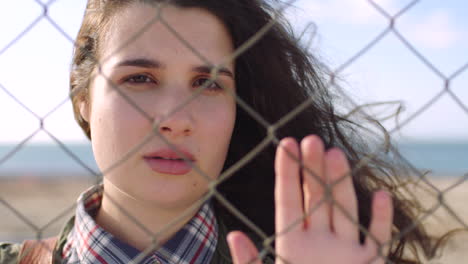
[155,101,194,139]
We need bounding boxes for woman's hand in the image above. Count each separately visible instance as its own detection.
[227,135,393,264]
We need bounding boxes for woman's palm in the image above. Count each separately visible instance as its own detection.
[227,136,393,264]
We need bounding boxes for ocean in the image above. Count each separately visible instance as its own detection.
[0,141,467,177]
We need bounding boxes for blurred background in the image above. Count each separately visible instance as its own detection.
[0,1,467,260]
[1,0,467,177]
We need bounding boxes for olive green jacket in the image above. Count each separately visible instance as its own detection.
[0,213,274,264]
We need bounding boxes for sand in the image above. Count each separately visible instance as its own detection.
[1,175,468,263]
[0,175,96,242]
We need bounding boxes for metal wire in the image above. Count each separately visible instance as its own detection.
[1,0,467,263]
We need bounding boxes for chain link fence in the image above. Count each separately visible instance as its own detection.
[1,0,467,263]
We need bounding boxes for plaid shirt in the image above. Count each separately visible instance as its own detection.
[61,185,218,264]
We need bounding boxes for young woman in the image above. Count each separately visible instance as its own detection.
[0,0,448,263]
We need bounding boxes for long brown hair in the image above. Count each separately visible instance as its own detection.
[70,0,448,262]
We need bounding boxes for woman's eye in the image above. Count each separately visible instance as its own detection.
[124,74,156,84]
[193,78,222,91]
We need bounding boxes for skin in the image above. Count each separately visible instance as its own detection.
[79,4,236,250]
[79,2,394,261]
[227,136,394,264]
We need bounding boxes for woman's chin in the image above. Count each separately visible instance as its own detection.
[131,185,208,211]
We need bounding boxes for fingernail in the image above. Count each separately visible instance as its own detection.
[280,137,293,147]
[227,232,237,246]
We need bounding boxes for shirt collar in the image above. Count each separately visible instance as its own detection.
[63,184,218,264]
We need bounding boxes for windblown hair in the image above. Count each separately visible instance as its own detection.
[70,0,448,262]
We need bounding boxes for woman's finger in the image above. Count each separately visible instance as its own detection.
[365,191,393,263]
[275,138,302,233]
[326,148,359,241]
[300,135,329,231]
[227,231,262,264]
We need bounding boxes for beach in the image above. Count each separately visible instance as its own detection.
[410,176,468,263]
[1,175,468,263]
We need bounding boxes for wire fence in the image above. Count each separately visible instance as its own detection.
[1,0,468,263]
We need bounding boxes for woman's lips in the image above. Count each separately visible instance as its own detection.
[143,158,193,175]
[143,148,195,175]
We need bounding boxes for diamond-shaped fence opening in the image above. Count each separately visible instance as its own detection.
[1,0,468,263]
[0,177,91,243]
[0,134,99,178]
[332,33,448,138]
[394,96,468,153]
[0,85,41,145]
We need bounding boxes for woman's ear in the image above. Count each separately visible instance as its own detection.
[79,100,90,122]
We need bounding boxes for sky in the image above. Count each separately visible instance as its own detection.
[0,0,467,144]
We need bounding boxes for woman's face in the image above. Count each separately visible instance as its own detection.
[80,3,236,209]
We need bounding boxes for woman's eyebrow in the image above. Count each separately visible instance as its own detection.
[115,58,164,69]
[192,65,234,79]
[114,58,233,78]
